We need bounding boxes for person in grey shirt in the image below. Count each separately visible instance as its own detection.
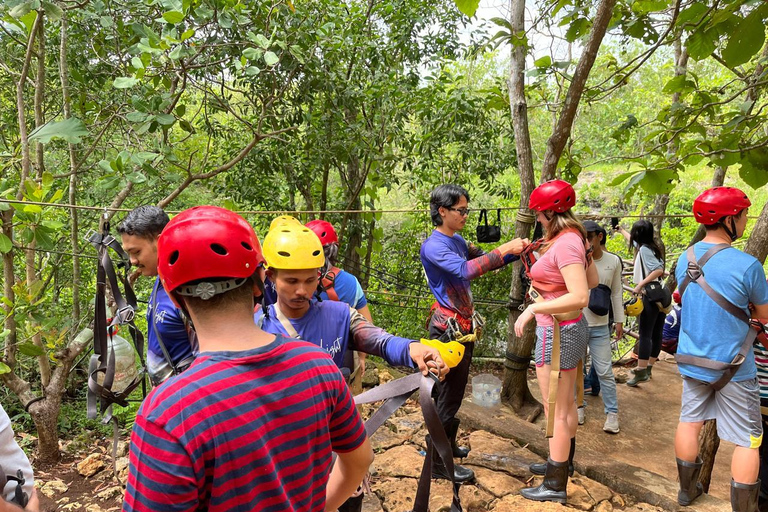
[581,221,624,433]
[0,405,37,511]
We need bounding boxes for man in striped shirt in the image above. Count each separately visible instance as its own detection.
[123,206,373,512]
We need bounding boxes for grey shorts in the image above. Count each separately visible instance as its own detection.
[680,376,763,448]
[535,315,588,370]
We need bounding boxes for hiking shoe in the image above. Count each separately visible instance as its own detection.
[627,367,650,387]
[577,407,585,425]
[603,412,620,434]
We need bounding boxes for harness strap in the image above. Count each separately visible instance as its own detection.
[149,279,181,377]
[676,244,754,391]
[355,373,462,512]
[321,267,341,302]
[273,303,301,339]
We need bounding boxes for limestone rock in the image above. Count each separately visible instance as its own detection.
[623,504,665,512]
[371,477,418,512]
[116,456,130,482]
[467,466,525,497]
[96,485,123,501]
[610,494,626,508]
[573,475,613,504]
[39,479,68,499]
[363,368,379,388]
[370,426,408,452]
[595,500,614,512]
[491,494,568,511]
[115,440,129,458]
[428,480,494,512]
[567,479,596,510]
[613,368,630,384]
[77,453,106,477]
[371,445,423,478]
[362,491,384,512]
[390,413,425,439]
[464,430,542,478]
[379,370,394,384]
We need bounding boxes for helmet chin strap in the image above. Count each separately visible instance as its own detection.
[719,217,739,242]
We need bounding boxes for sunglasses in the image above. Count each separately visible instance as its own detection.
[448,207,471,216]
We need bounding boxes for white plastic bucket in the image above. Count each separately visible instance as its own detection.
[472,374,501,408]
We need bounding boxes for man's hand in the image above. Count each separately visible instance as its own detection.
[408,343,448,380]
[500,238,529,256]
[0,489,37,512]
[614,322,624,340]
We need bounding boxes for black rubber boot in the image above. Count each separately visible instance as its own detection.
[731,480,760,512]
[428,435,475,483]
[446,418,470,458]
[337,492,364,512]
[530,437,575,476]
[677,457,704,506]
[521,458,569,504]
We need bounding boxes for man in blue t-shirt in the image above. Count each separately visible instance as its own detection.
[118,206,196,386]
[421,184,528,483]
[674,187,768,511]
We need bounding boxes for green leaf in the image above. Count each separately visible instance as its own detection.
[181,28,195,41]
[534,55,552,68]
[29,118,89,144]
[41,172,53,188]
[0,233,11,253]
[452,0,480,17]
[155,113,176,126]
[739,160,768,189]
[17,343,44,357]
[639,170,677,194]
[113,77,139,89]
[686,28,718,61]
[41,1,62,20]
[162,10,184,23]
[9,0,35,19]
[263,51,279,66]
[243,47,261,60]
[127,171,147,184]
[0,362,9,375]
[126,111,151,123]
[565,18,591,42]
[677,2,708,25]
[632,0,669,14]
[721,10,767,68]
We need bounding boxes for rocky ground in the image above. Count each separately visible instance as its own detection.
[31,400,667,512]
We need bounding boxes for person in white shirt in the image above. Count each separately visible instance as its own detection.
[580,221,624,433]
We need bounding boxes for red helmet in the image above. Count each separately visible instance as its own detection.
[693,187,751,225]
[305,219,338,246]
[528,180,576,213]
[157,206,264,299]
[672,290,681,305]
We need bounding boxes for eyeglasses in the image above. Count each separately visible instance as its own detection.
[448,207,471,216]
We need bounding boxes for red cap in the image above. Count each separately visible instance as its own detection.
[529,180,576,213]
[693,187,751,225]
[672,290,681,305]
[157,206,264,296]
[305,219,338,246]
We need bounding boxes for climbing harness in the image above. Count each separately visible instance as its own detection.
[0,465,28,508]
[320,265,341,302]
[677,243,758,390]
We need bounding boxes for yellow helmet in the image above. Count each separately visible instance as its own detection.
[269,215,301,232]
[263,224,325,269]
[624,296,644,317]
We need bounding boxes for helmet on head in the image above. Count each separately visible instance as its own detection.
[269,215,301,232]
[693,187,751,225]
[672,289,681,305]
[529,180,576,213]
[157,206,264,304]
[624,296,644,317]
[305,219,339,246]
[263,224,325,270]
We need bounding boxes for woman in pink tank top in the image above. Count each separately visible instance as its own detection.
[515,180,597,505]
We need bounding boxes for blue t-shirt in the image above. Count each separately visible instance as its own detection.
[319,269,367,309]
[254,300,414,370]
[262,276,277,307]
[675,242,768,383]
[662,305,681,340]
[147,278,195,367]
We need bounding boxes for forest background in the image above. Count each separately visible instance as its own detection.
[1,0,768,471]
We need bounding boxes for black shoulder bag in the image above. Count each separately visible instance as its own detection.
[476,209,501,243]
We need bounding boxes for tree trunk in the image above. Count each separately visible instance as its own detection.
[539,0,618,181]
[697,420,720,493]
[28,397,61,462]
[501,0,540,419]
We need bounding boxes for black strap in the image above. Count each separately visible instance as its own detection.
[676,244,753,390]
[149,279,182,376]
[354,373,462,512]
[495,209,501,225]
[477,209,488,228]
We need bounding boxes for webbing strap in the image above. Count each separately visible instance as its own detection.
[273,303,301,339]
[676,244,754,390]
[546,317,561,438]
[354,373,462,512]
[321,267,341,302]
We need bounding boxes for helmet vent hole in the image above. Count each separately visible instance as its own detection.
[321,231,327,237]
[211,243,228,256]
[169,251,179,265]
[278,251,291,257]
[312,250,321,256]
[241,242,253,251]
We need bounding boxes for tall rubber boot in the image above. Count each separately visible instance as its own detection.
[677,457,704,506]
[446,418,470,458]
[627,367,650,387]
[427,435,475,483]
[731,480,760,512]
[520,458,569,504]
[530,437,575,476]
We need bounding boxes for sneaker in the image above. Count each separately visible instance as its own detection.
[578,407,585,425]
[603,412,620,434]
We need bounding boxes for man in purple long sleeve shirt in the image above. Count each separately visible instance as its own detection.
[421,184,528,482]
